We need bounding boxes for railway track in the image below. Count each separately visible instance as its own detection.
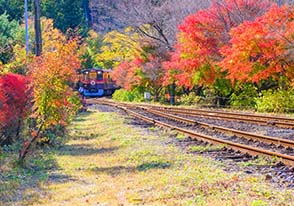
[87,99,294,167]
[88,99,294,128]
[144,107,294,148]
[148,106,294,129]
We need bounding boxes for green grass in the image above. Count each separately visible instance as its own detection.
[189,144,225,153]
[175,133,187,140]
[1,109,294,206]
[0,147,56,206]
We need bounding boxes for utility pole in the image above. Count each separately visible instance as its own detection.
[277,0,282,6]
[25,0,29,55]
[34,0,42,56]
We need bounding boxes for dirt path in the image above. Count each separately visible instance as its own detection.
[23,108,294,205]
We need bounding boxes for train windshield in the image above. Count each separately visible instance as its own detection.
[89,70,97,80]
[82,69,104,81]
[97,70,103,80]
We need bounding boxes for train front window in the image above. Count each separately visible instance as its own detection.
[83,71,89,81]
[97,71,103,80]
[89,71,97,80]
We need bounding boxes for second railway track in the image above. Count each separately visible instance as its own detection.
[148,106,294,129]
[87,99,294,167]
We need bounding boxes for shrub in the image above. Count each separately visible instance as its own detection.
[0,73,30,146]
[38,124,67,146]
[112,89,134,102]
[178,92,202,105]
[229,84,258,109]
[112,89,144,102]
[255,89,294,113]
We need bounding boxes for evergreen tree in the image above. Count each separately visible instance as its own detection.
[41,0,86,34]
[0,13,22,64]
[0,0,24,22]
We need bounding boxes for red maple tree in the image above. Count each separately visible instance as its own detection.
[0,73,29,145]
[164,0,272,88]
[220,5,294,84]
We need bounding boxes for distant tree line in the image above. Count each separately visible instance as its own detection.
[0,0,88,35]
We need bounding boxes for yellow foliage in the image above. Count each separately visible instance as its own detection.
[1,44,33,74]
[41,18,66,53]
[95,27,143,68]
[2,18,67,75]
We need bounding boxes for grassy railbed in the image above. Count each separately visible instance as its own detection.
[1,108,294,205]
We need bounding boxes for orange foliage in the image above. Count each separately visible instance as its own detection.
[111,57,143,90]
[164,0,272,88]
[220,5,294,83]
[29,39,81,127]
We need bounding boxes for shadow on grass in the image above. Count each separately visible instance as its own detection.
[47,173,78,184]
[74,111,95,120]
[124,117,154,129]
[55,144,120,156]
[71,110,97,123]
[90,161,171,176]
[0,150,76,205]
[69,132,106,141]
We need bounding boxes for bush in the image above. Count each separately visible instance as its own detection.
[37,124,67,146]
[178,92,202,105]
[229,84,258,109]
[255,89,294,113]
[0,73,29,146]
[112,89,144,102]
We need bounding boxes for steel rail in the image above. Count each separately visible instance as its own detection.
[144,108,294,148]
[150,107,294,128]
[88,99,294,166]
[88,99,294,128]
[119,106,294,167]
[147,105,294,122]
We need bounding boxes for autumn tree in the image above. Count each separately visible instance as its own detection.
[1,18,66,75]
[79,30,103,69]
[0,73,29,146]
[220,5,294,85]
[19,28,81,161]
[90,0,212,104]
[95,28,144,69]
[164,0,272,90]
[111,42,168,101]
[141,52,168,101]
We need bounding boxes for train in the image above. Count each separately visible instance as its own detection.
[77,68,118,97]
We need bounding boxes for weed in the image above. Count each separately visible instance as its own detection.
[175,133,187,140]
[189,144,225,152]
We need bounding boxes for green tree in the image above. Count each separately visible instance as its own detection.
[41,0,86,34]
[79,30,103,69]
[0,0,24,22]
[0,13,22,64]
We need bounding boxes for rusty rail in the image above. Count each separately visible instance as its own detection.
[123,107,294,167]
[149,106,294,128]
[145,108,294,148]
[87,99,294,166]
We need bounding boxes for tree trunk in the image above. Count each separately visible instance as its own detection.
[34,0,42,56]
[83,0,92,27]
[153,91,159,102]
[19,122,44,162]
[169,82,176,105]
[16,119,22,140]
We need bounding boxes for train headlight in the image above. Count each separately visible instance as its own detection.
[90,80,96,86]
